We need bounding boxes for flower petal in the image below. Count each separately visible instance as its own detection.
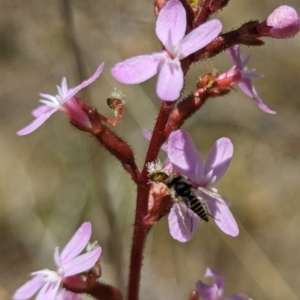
[142,129,152,141]
[17,108,57,136]
[226,45,242,69]
[111,55,160,84]
[167,129,204,182]
[156,0,186,50]
[61,78,68,95]
[36,281,60,300]
[13,274,44,300]
[205,196,239,237]
[238,79,276,114]
[63,247,102,277]
[32,105,54,118]
[205,268,225,292]
[178,19,222,59]
[196,281,219,300]
[60,222,92,263]
[168,203,200,242]
[62,63,105,104]
[204,138,233,183]
[156,60,183,101]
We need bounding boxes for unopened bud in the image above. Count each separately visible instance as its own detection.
[257,5,300,39]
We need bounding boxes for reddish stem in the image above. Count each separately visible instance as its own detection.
[127,101,174,300]
[64,280,124,300]
[127,183,151,300]
[194,0,212,27]
[141,101,174,177]
[164,92,209,136]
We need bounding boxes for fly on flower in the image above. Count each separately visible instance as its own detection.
[144,129,239,242]
[166,174,229,223]
[147,163,228,233]
[166,129,239,242]
[166,173,210,233]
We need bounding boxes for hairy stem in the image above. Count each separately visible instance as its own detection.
[127,101,174,300]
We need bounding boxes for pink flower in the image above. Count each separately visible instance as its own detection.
[111,0,222,101]
[17,63,105,136]
[257,5,300,39]
[13,222,102,300]
[226,45,276,114]
[196,268,252,300]
[167,129,238,242]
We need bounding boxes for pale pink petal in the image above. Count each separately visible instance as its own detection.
[205,268,225,292]
[60,222,92,263]
[155,0,186,50]
[167,130,204,182]
[13,274,44,300]
[240,54,251,69]
[226,45,242,69]
[156,61,183,101]
[111,55,160,84]
[36,281,60,300]
[17,108,57,136]
[39,93,59,103]
[142,129,152,141]
[238,80,276,114]
[32,105,53,117]
[168,203,200,242]
[178,19,222,59]
[62,63,105,104]
[196,281,219,300]
[204,138,233,183]
[54,247,62,268]
[205,196,239,236]
[63,248,102,277]
[61,78,68,94]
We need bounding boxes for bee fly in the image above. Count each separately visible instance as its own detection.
[166,175,209,222]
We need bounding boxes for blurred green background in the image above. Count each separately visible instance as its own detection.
[1,0,300,299]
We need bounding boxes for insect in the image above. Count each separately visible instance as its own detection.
[146,160,227,229]
[104,88,126,126]
[166,174,210,222]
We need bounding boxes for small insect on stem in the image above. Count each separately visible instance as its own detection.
[103,88,126,126]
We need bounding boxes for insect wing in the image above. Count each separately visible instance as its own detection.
[196,187,230,206]
[168,201,200,242]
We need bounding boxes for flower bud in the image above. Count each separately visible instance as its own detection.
[257,5,300,39]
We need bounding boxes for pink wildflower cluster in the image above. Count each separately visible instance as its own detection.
[13,0,300,300]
